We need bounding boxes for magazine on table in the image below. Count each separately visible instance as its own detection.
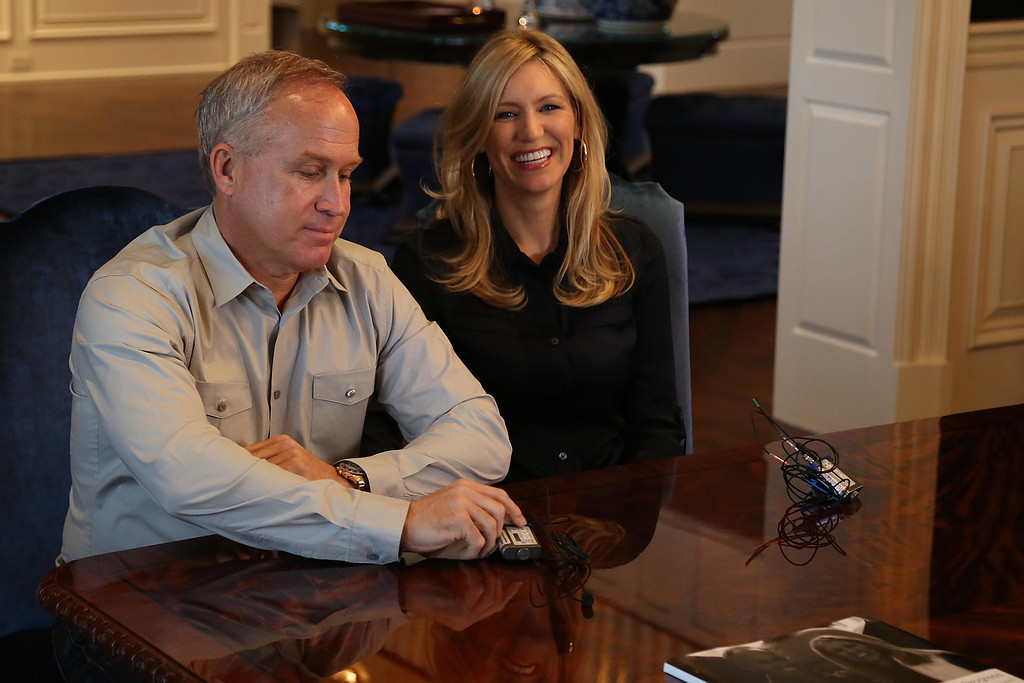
[663,616,1022,683]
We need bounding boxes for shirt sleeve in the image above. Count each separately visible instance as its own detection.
[351,261,512,498]
[72,273,409,564]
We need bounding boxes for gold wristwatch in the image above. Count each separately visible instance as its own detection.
[334,460,370,492]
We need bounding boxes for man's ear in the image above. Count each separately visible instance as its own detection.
[210,143,238,196]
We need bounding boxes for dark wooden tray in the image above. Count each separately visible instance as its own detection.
[336,1,505,33]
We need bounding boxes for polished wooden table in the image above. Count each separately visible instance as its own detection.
[38,404,1024,681]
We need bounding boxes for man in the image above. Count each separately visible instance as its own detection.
[61,50,524,565]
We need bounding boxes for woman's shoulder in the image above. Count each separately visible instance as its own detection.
[399,218,459,254]
[392,218,460,271]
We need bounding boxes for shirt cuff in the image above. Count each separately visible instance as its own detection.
[355,449,412,499]
[345,490,409,564]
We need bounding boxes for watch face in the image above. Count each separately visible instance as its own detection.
[337,462,368,491]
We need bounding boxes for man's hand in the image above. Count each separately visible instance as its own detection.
[401,479,527,560]
[246,435,346,484]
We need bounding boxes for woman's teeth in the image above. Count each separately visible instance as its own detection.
[514,149,551,165]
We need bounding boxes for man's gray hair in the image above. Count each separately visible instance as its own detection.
[196,50,347,195]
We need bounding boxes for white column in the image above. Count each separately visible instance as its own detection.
[773,0,971,432]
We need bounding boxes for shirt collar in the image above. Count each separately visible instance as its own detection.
[192,207,345,308]
[492,209,568,272]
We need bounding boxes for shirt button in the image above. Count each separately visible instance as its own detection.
[273,389,281,400]
[557,451,568,461]
[216,400,227,412]
[345,388,357,398]
[550,337,560,346]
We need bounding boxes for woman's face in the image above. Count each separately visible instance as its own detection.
[484,59,578,206]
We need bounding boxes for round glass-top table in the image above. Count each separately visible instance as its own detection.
[323,13,728,68]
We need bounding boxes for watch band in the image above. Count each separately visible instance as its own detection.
[334,459,370,492]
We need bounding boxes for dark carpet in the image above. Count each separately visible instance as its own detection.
[685,215,780,305]
[0,149,778,304]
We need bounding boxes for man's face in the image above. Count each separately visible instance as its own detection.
[216,81,361,286]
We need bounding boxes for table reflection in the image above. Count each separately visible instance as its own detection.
[121,552,542,681]
[746,499,864,567]
[53,478,669,681]
[38,405,1024,681]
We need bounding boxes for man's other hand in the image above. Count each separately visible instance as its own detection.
[246,434,342,483]
[401,479,527,560]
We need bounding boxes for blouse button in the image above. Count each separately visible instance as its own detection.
[557,451,568,461]
[216,400,227,413]
[273,389,281,400]
[550,337,560,346]
[346,388,357,398]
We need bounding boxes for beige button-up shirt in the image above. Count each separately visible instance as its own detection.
[61,207,510,563]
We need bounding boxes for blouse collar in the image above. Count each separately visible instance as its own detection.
[491,208,568,274]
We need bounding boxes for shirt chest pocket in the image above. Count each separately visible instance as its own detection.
[196,381,254,444]
[310,368,376,460]
[312,368,376,406]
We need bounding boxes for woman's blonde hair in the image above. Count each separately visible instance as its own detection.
[429,30,633,309]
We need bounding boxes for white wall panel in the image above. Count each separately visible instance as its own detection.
[0,1,11,42]
[808,0,895,69]
[971,118,1024,349]
[29,0,216,39]
[0,0,267,83]
[946,20,1024,415]
[796,103,888,352]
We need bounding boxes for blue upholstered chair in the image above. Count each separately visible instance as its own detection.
[0,186,186,672]
[345,75,404,196]
[608,175,693,453]
[588,68,656,178]
[416,175,693,453]
[390,106,446,226]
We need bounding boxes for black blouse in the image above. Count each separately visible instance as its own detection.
[391,213,685,482]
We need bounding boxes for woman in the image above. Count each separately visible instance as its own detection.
[391,30,684,482]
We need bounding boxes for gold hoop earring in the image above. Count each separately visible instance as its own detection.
[572,139,588,172]
[471,154,490,182]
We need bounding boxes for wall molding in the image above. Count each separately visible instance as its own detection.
[0,1,12,42]
[0,62,225,83]
[969,113,1024,349]
[27,0,217,40]
[967,18,1024,68]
